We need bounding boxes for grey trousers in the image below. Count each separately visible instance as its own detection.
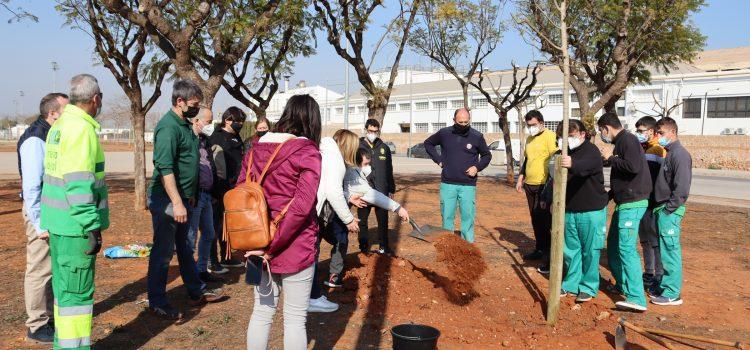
[639,209,663,277]
[23,207,53,332]
[247,264,314,350]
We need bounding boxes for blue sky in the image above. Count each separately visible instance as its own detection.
[1,0,749,118]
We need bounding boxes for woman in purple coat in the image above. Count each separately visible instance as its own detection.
[238,95,322,350]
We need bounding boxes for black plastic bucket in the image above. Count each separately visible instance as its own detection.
[391,323,440,350]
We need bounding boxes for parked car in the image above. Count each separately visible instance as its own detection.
[384,141,397,154]
[407,143,440,159]
[488,139,521,166]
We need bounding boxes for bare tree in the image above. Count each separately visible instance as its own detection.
[409,0,504,107]
[58,0,171,209]
[101,0,282,108]
[314,0,421,125]
[471,63,541,183]
[517,0,706,131]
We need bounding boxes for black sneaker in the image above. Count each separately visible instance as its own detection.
[575,292,593,303]
[642,273,656,286]
[189,287,225,306]
[523,250,544,260]
[149,304,183,320]
[323,274,343,288]
[221,258,244,268]
[647,285,663,299]
[26,324,54,344]
[199,271,225,283]
[208,263,228,274]
[537,264,550,274]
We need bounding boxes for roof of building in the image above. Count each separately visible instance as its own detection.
[692,46,750,71]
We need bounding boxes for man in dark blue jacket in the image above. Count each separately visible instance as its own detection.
[424,108,491,243]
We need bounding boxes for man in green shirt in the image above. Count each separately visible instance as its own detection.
[147,79,223,320]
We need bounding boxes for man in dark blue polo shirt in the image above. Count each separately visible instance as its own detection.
[424,108,491,243]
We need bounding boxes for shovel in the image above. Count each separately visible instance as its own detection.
[407,218,442,243]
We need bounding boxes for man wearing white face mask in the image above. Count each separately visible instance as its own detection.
[517,110,557,273]
[187,108,223,283]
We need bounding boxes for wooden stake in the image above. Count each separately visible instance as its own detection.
[546,0,571,326]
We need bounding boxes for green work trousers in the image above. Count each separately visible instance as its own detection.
[50,233,95,350]
[562,207,607,296]
[607,207,648,307]
[655,207,684,299]
[439,183,476,243]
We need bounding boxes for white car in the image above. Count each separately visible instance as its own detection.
[488,139,522,166]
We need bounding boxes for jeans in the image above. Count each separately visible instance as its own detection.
[310,217,348,299]
[439,183,476,243]
[211,200,228,264]
[524,183,552,258]
[187,191,215,273]
[357,205,389,251]
[247,264,314,350]
[639,208,663,277]
[147,193,205,308]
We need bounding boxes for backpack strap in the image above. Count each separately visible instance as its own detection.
[248,139,293,184]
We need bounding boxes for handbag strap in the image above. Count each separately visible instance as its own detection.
[249,139,293,184]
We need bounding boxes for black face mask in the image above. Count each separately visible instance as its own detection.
[230,122,243,133]
[453,123,470,134]
[256,130,268,138]
[183,105,199,120]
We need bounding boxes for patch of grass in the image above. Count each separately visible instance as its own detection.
[707,163,722,170]
[192,326,213,341]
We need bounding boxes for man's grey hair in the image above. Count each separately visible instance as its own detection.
[172,79,203,106]
[69,74,101,105]
[39,93,68,117]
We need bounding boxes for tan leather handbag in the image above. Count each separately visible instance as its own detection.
[222,140,293,256]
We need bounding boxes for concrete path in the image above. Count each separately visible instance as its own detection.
[2,152,749,207]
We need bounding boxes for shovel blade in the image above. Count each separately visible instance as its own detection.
[407,219,441,243]
[615,324,628,350]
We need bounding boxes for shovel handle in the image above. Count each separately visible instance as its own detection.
[639,326,744,349]
[619,318,677,350]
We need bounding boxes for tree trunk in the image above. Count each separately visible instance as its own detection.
[496,108,515,184]
[131,109,147,210]
[515,105,526,166]
[462,84,470,110]
[367,94,388,126]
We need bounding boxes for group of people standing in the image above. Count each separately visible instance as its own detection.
[517,110,692,311]
[17,73,693,350]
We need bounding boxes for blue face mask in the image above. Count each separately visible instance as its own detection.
[658,137,671,147]
[599,133,612,144]
[636,133,648,144]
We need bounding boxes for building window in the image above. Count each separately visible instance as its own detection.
[414,123,429,133]
[571,93,578,103]
[683,98,701,119]
[432,122,447,131]
[399,103,411,111]
[617,106,625,117]
[415,102,429,110]
[472,98,488,108]
[471,122,487,133]
[544,121,559,131]
[707,96,750,118]
[348,106,355,114]
[335,107,343,115]
[451,99,465,108]
[548,94,563,104]
[387,104,396,112]
[433,100,448,109]
[491,122,501,133]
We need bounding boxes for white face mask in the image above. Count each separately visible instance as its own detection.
[361,165,372,177]
[557,137,582,150]
[527,125,541,136]
[201,122,215,137]
[366,132,378,143]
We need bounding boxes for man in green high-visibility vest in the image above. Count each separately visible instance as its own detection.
[40,74,108,350]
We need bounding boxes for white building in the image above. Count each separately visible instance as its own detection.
[317,46,750,135]
[265,80,343,124]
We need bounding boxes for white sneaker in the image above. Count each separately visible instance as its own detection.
[615,301,647,312]
[308,296,339,313]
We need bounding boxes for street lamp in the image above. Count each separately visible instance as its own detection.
[51,61,60,91]
[19,90,24,116]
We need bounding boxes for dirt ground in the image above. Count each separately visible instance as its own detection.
[0,175,748,349]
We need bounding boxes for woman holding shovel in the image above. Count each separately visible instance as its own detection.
[553,119,609,303]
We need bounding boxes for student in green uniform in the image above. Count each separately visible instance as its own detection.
[598,112,652,312]
[650,117,692,306]
[555,120,609,303]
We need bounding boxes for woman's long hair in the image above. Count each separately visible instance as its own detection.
[333,129,359,167]
[273,94,321,145]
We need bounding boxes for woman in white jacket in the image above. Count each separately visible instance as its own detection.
[308,133,367,312]
[337,130,410,253]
